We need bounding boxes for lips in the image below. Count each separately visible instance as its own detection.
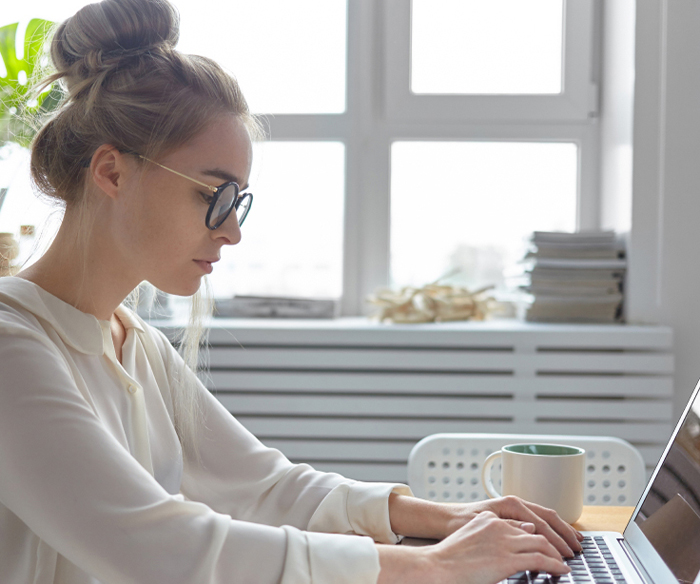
[193,259,215,274]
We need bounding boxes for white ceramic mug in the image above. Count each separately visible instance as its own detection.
[481,443,585,524]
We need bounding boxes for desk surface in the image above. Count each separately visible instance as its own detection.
[572,506,635,533]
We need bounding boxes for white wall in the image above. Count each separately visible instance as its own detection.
[625,0,700,420]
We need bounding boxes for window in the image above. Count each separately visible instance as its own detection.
[390,141,578,290]
[0,0,600,315]
[210,141,345,299]
[411,0,565,95]
[385,0,597,122]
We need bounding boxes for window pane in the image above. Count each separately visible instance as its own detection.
[390,142,577,290]
[1,0,347,115]
[0,146,63,267]
[411,0,563,95]
[178,0,347,114]
[209,142,345,299]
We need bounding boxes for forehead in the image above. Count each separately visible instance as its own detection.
[164,115,253,182]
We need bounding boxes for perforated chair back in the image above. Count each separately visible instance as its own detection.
[408,433,646,506]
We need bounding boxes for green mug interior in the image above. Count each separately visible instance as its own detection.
[504,443,584,456]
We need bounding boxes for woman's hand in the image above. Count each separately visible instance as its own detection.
[388,493,582,559]
[378,512,571,584]
[443,495,583,558]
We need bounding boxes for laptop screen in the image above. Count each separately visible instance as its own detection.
[632,383,700,584]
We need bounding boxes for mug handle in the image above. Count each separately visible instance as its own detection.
[481,451,502,498]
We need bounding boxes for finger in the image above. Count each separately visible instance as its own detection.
[525,511,577,558]
[521,501,583,553]
[504,519,536,533]
[499,498,577,558]
[512,532,564,563]
[514,552,571,576]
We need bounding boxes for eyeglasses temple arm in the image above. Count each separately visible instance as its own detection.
[139,155,217,192]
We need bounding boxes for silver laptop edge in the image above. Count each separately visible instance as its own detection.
[583,377,700,584]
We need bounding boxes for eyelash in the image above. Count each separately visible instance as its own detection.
[199,191,214,205]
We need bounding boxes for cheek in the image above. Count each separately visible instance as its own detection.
[129,184,205,264]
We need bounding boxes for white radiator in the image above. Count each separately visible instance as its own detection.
[155,319,674,483]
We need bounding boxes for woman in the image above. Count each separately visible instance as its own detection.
[0,0,582,582]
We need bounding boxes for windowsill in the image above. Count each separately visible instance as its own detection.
[148,315,672,338]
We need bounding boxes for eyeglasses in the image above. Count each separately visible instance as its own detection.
[82,150,252,230]
[137,155,252,230]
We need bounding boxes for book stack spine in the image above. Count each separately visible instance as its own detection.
[523,231,626,323]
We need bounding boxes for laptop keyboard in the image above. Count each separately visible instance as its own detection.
[506,536,627,584]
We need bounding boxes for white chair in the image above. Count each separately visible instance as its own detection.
[408,433,646,506]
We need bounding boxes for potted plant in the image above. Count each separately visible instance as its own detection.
[0,18,62,272]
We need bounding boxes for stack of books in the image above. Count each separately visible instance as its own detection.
[522,231,626,323]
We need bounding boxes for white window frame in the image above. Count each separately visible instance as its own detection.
[384,0,599,123]
[265,0,600,316]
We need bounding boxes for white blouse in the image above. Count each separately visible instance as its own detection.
[0,277,412,584]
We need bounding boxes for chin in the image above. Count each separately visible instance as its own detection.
[150,276,204,298]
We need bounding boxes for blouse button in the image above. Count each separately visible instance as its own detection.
[127,384,138,394]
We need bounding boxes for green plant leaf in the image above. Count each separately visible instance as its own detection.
[0,18,61,148]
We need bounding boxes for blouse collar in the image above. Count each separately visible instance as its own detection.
[0,276,145,355]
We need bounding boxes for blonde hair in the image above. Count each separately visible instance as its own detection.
[28,0,260,458]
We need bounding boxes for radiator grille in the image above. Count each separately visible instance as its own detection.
[155,318,674,483]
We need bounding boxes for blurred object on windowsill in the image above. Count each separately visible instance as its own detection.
[214,295,339,319]
[0,232,19,276]
[367,272,500,323]
[521,231,626,323]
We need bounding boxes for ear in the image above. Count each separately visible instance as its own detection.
[88,145,132,201]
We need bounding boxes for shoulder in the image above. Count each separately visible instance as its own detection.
[0,286,74,381]
[0,286,54,346]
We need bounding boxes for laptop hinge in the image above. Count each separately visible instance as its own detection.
[619,537,654,584]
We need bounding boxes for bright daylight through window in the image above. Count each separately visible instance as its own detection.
[411,0,564,95]
[0,0,595,315]
[390,142,577,291]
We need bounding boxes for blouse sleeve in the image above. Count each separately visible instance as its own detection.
[0,323,380,584]
[151,326,414,544]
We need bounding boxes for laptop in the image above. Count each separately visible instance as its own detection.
[406,377,700,584]
[550,375,700,584]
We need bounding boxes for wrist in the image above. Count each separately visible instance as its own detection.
[376,544,439,584]
[389,494,455,539]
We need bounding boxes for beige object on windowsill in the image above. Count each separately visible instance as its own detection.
[367,282,496,323]
[0,233,19,277]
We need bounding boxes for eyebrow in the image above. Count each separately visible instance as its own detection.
[201,168,249,190]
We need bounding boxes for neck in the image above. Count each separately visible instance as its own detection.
[15,209,141,321]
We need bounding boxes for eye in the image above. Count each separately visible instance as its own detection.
[199,191,214,205]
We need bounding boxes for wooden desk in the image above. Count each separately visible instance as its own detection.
[572,506,635,533]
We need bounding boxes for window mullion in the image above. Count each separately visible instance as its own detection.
[343,0,391,316]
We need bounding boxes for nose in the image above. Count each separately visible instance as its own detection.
[214,210,242,245]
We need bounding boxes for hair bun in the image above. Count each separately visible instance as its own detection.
[52,0,180,74]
